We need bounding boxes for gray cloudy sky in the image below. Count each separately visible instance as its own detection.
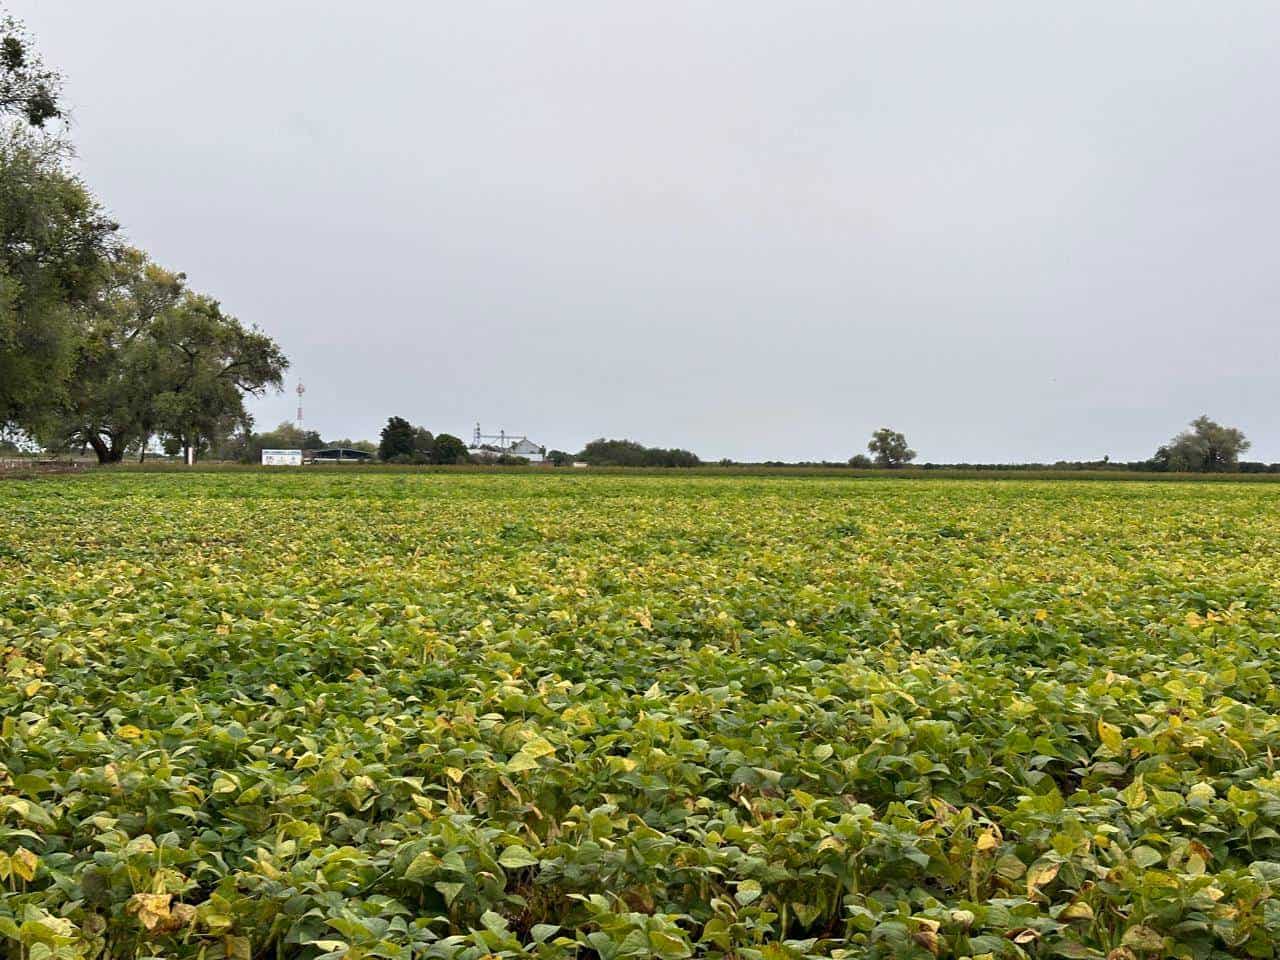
[15,1,1280,461]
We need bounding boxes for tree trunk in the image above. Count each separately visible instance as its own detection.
[86,433,112,464]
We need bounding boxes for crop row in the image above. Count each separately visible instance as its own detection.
[3,474,1280,959]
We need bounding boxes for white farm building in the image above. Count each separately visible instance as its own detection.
[467,424,546,463]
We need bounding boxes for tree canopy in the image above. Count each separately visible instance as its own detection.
[379,419,468,464]
[1,15,287,459]
[867,427,916,468]
[1153,416,1250,472]
[379,416,415,461]
[39,249,287,463]
[43,248,184,461]
[430,433,468,464]
[577,438,700,467]
[1,14,61,128]
[0,129,116,431]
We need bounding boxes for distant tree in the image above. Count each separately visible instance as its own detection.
[430,433,468,464]
[1,14,62,128]
[657,448,698,467]
[210,419,254,462]
[327,438,377,454]
[577,438,702,467]
[579,438,648,466]
[1154,415,1250,472]
[215,421,323,462]
[867,428,916,468]
[848,453,873,468]
[379,416,415,461]
[412,426,434,461]
[546,449,573,466]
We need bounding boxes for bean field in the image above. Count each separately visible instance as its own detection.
[4,473,1280,960]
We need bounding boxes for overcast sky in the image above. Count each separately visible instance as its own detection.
[14,1,1280,461]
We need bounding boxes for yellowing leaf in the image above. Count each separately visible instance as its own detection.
[126,893,172,931]
[1061,901,1094,922]
[1121,925,1165,952]
[11,847,37,882]
[505,752,540,773]
[1026,861,1060,897]
[520,735,556,759]
[1097,719,1122,752]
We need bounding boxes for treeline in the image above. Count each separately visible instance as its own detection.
[213,422,375,463]
[900,460,1280,474]
[378,417,469,464]
[569,438,701,467]
[834,417,1262,474]
[0,14,287,463]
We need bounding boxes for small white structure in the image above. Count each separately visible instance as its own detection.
[262,448,302,466]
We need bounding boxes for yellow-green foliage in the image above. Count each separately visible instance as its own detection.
[3,473,1280,959]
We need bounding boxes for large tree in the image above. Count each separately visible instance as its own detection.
[430,433,468,464]
[45,248,184,461]
[0,129,115,431]
[0,14,110,432]
[39,252,286,464]
[147,294,287,463]
[1154,415,1250,472]
[867,427,916,468]
[379,416,415,461]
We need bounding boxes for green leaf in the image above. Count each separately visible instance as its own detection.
[1131,846,1162,868]
[403,851,437,881]
[434,882,463,905]
[497,844,539,869]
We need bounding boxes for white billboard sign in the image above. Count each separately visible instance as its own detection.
[261,449,303,466]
